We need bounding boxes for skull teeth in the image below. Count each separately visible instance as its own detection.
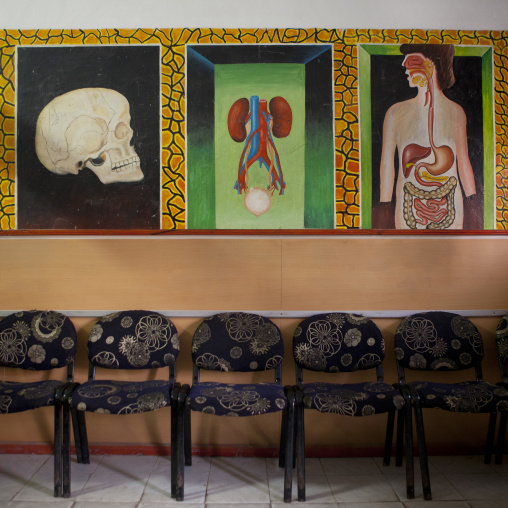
[112,156,141,172]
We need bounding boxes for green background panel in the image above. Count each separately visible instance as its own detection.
[215,64,305,229]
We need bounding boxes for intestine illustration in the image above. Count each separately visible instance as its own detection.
[227,95,292,217]
[401,55,457,229]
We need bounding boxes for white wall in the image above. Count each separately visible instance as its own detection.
[0,0,506,30]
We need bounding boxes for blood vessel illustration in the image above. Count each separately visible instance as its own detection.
[227,95,292,216]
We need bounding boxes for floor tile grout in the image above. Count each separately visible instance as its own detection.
[0,454,507,505]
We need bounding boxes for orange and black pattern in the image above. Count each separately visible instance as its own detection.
[0,28,506,230]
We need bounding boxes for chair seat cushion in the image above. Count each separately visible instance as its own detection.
[410,380,508,413]
[302,382,405,416]
[0,380,62,413]
[70,380,171,414]
[187,382,287,416]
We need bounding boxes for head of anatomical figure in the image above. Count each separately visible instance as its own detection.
[400,44,455,91]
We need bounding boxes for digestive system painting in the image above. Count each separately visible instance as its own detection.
[379,44,479,230]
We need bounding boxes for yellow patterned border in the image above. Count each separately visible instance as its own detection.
[0,28,507,230]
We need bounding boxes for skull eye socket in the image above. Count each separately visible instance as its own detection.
[115,122,130,140]
[90,154,106,166]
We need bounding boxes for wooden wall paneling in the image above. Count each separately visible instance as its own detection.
[0,238,283,312]
[281,238,508,312]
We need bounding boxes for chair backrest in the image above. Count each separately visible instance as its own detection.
[394,311,484,380]
[0,310,77,373]
[87,310,179,378]
[293,313,385,383]
[496,315,508,384]
[191,312,284,380]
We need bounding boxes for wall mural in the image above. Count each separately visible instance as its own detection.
[228,95,291,218]
[0,29,506,231]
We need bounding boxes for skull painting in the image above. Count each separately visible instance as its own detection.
[35,88,144,185]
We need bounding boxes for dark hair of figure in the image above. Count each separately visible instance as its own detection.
[400,43,455,90]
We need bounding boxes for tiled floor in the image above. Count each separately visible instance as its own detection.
[0,453,507,507]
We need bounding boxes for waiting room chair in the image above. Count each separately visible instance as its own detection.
[62,310,181,498]
[0,310,85,497]
[179,312,295,502]
[485,314,508,464]
[292,313,411,501]
[394,311,503,500]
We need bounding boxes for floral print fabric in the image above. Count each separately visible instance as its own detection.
[188,313,286,417]
[87,310,180,370]
[395,312,483,371]
[70,380,170,414]
[302,382,405,416]
[0,310,77,414]
[0,379,62,414]
[187,381,287,416]
[191,313,283,372]
[496,315,508,365]
[293,314,402,417]
[410,380,508,413]
[71,311,179,415]
[0,310,77,370]
[293,313,384,372]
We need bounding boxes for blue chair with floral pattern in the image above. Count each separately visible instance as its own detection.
[293,313,410,501]
[179,312,295,501]
[394,311,505,500]
[0,310,85,497]
[62,310,181,498]
[485,315,508,464]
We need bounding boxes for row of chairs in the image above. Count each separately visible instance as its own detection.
[1,309,507,502]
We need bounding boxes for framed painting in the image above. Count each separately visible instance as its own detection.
[186,43,335,229]
[359,43,494,230]
[16,44,161,229]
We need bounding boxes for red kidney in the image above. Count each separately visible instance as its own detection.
[227,98,250,142]
[269,96,292,138]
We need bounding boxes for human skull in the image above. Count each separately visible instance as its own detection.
[35,88,144,184]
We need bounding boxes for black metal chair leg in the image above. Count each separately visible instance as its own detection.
[70,407,83,464]
[403,389,414,499]
[496,411,507,465]
[175,384,189,501]
[62,400,72,498]
[396,407,405,467]
[76,411,89,464]
[295,388,306,502]
[412,392,431,500]
[383,410,395,466]
[54,401,63,498]
[184,403,192,467]
[283,387,295,503]
[170,383,180,498]
[484,412,497,464]
[279,386,290,468]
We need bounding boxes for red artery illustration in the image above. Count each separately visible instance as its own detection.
[228,95,292,196]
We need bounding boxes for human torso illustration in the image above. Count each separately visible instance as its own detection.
[380,45,476,229]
